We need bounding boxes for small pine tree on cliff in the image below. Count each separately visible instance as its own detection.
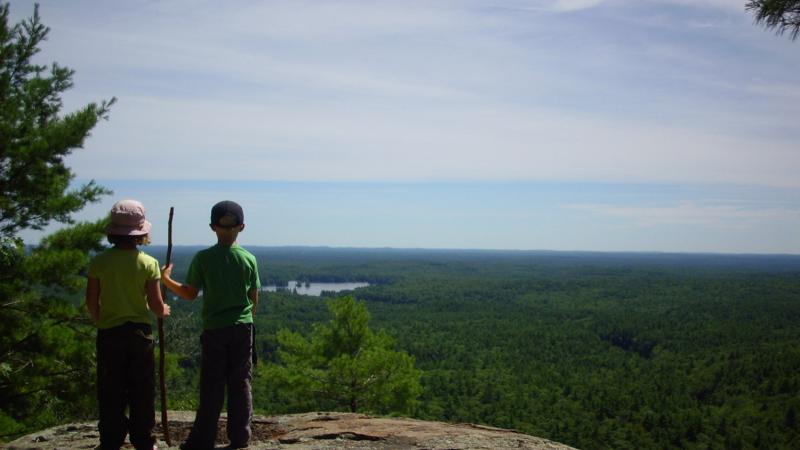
[0,3,113,438]
[265,296,422,414]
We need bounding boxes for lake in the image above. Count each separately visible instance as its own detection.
[263,280,370,297]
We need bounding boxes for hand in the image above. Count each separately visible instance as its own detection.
[161,303,171,317]
[161,263,173,280]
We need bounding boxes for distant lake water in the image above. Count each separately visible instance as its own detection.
[263,281,370,297]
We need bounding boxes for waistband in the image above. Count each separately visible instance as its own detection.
[98,321,153,337]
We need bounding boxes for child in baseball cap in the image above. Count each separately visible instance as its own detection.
[161,200,260,449]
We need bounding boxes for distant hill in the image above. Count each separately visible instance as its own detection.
[151,245,800,272]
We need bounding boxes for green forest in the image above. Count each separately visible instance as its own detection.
[157,247,800,450]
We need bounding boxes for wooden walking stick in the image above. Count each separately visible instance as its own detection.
[158,207,174,446]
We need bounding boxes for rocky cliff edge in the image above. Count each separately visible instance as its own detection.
[4,411,578,450]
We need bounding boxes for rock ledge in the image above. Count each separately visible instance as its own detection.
[5,411,578,450]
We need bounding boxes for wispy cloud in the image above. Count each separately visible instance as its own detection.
[566,201,800,228]
[745,81,800,101]
[506,0,746,13]
[9,0,800,253]
[550,0,609,12]
[656,0,747,13]
[67,95,800,188]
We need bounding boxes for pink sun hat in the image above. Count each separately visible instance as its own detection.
[106,199,152,236]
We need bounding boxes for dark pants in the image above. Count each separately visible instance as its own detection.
[184,323,253,449]
[96,322,156,450]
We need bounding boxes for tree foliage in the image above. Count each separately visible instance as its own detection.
[230,248,800,449]
[263,296,421,414]
[0,3,112,439]
[747,0,800,40]
[0,222,107,436]
[154,247,800,449]
[0,3,112,239]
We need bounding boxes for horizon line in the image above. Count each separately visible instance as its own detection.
[142,244,800,258]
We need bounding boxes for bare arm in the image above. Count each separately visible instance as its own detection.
[86,276,100,324]
[249,289,259,316]
[146,279,171,318]
[160,263,200,300]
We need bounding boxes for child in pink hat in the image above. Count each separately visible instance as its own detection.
[86,200,170,450]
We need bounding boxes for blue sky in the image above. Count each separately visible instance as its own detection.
[12,0,800,253]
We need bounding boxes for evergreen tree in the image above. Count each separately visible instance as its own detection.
[266,296,422,414]
[0,3,113,438]
[747,0,800,40]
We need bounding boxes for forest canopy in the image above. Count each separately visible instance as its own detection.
[160,247,800,450]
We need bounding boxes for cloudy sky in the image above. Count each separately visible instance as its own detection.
[12,0,800,253]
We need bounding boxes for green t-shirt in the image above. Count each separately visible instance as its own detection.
[186,244,260,330]
[88,248,161,329]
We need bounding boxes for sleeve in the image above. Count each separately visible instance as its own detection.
[87,255,102,278]
[185,254,204,290]
[251,258,261,290]
[146,256,161,281]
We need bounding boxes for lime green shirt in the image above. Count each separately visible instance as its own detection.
[88,248,161,329]
[186,244,260,330]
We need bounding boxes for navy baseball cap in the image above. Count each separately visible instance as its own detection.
[210,200,244,228]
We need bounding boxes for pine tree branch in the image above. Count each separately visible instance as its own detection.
[0,316,75,361]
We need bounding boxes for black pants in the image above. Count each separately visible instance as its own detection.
[184,323,253,449]
[96,322,156,450]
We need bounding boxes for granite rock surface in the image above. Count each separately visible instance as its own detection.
[5,411,578,450]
